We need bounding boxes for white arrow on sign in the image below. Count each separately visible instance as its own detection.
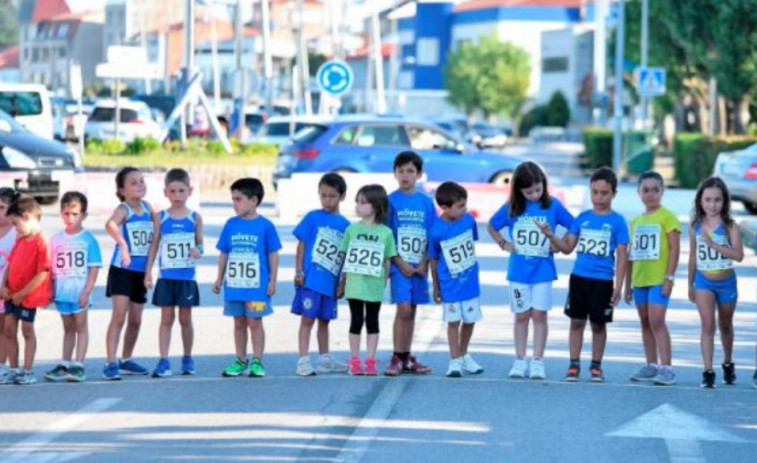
[606,404,746,463]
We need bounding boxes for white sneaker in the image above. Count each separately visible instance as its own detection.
[296,356,316,377]
[315,353,348,374]
[446,358,462,378]
[508,359,527,378]
[529,359,546,379]
[461,354,484,374]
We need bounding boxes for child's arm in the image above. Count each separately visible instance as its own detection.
[662,230,681,298]
[486,222,513,252]
[294,240,305,286]
[79,266,100,309]
[392,255,414,277]
[612,244,628,306]
[535,220,572,254]
[143,211,162,289]
[190,213,204,259]
[384,258,391,286]
[416,255,429,276]
[337,273,346,299]
[105,205,130,267]
[430,259,441,303]
[11,269,50,306]
[0,265,10,300]
[687,225,697,303]
[267,251,279,297]
[623,247,633,304]
[212,252,228,294]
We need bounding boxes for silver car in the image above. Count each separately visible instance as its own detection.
[713,144,757,213]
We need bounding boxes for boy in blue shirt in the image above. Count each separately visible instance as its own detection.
[429,182,484,378]
[212,178,282,378]
[292,173,350,376]
[386,151,436,376]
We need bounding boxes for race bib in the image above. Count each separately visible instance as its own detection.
[54,241,88,277]
[630,224,661,261]
[398,227,427,264]
[576,229,611,257]
[513,220,550,257]
[126,221,153,257]
[696,234,732,271]
[160,233,196,269]
[226,252,260,288]
[343,240,384,277]
[312,228,345,276]
[441,230,476,275]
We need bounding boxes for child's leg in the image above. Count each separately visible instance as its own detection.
[105,295,130,363]
[316,319,330,355]
[73,310,88,363]
[178,307,193,357]
[635,303,658,364]
[513,311,531,359]
[348,300,365,357]
[20,321,36,371]
[716,301,736,364]
[365,302,381,359]
[460,323,475,357]
[233,316,248,360]
[0,313,6,364]
[695,291,717,370]
[447,321,461,359]
[4,314,18,368]
[121,302,144,359]
[569,318,587,361]
[589,322,607,363]
[158,306,176,359]
[532,309,548,359]
[393,302,414,355]
[647,303,671,365]
[247,318,265,360]
[61,314,77,362]
[298,316,315,357]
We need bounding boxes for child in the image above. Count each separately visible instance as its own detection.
[0,187,18,384]
[291,173,350,376]
[145,169,203,378]
[45,192,102,383]
[213,178,281,378]
[0,196,51,385]
[103,167,153,380]
[550,167,628,382]
[487,161,574,380]
[386,151,436,376]
[624,171,681,386]
[687,177,743,388]
[339,184,397,376]
[429,182,484,378]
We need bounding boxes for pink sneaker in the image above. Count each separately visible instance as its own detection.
[349,356,364,376]
[364,357,378,376]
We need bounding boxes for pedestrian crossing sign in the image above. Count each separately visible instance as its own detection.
[638,67,666,97]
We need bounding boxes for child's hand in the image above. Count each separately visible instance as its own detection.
[11,292,24,306]
[190,247,202,259]
[120,244,131,267]
[0,286,10,300]
[623,286,633,304]
[78,292,89,309]
[501,240,515,252]
[610,287,621,306]
[661,280,673,297]
[294,273,304,287]
[144,274,153,289]
[433,287,441,304]
[337,284,345,299]
[699,229,714,247]
[266,281,276,297]
[399,261,414,277]
[416,260,428,276]
[211,279,222,294]
[688,285,695,303]
[534,219,553,238]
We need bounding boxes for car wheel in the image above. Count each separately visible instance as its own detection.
[743,201,757,214]
[490,171,512,186]
[35,196,58,206]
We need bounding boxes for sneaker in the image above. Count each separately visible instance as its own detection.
[653,366,676,386]
[700,370,716,389]
[722,362,737,385]
[102,362,122,381]
[296,356,316,377]
[446,358,462,378]
[119,359,148,375]
[248,358,266,378]
[222,358,248,377]
[315,353,349,374]
[349,356,364,376]
[631,364,658,382]
[66,365,86,382]
[0,369,15,385]
[565,364,580,382]
[44,364,69,382]
[403,355,431,374]
[529,359,546,380]
[509,359,527,378]
[181,356,196,375]
[14,370,37,385]
[384,354,403,376]
[152,358,172,378]
[590,365,605,383]
[364,357,378,376]
[461,354,484,374]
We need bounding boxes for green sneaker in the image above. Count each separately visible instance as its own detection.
[45,364,69,382]
[248,358,266,378]
[222,358,249,377]
[66,365,87,382]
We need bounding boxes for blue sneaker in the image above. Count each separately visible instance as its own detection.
[152,358,172,378]
[181,356,196,375]
[119,359,148,375]
[102,362,122,381]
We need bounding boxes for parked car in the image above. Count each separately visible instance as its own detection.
[84,99,164,142]
[273,117,520,187]
[252,115,330,146]
[467,122,509,149]
[0,108,80,203]
[52,97,93,142]
[0,83,54,139]
[713,144,757,213]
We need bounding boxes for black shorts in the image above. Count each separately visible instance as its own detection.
[106,266,147,304]
[565,274,614,324]
[152,278,200,307]
[5,302,37,323]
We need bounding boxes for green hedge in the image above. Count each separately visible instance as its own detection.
[673,134,757,188]
[582,128,655,172]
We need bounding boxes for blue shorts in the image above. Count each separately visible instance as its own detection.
[390,272,430,305]
[223,300,273,319]
[152,278,200,307]
[5,302,37,323]
[291,287,337,321]
[56,301,87,315]
[632,285,671,308]
[693,271,738,304]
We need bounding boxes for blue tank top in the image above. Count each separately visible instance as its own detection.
[111,201,153,272]
[158,210,197,281]
[693,221,732,275]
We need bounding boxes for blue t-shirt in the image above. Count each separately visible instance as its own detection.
[50,229,102,304]
[293,209,350,297]
[387,190,436,271]
[110,201,153,272]
[569,210,629,281]
[216,215,282,302]
[428,213,480,302]
[158,210,198,281]
[489,197,574,284]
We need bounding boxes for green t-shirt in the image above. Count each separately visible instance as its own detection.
[339,222,397,302]
[629,206,681,287]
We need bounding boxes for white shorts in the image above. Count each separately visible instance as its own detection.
[443,297,482,324]
[509,282,552,313]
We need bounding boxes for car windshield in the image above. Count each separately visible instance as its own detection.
[0,91,43,117]
[0,109,29,133]
[89,107,140,123]
[292,124,327,143]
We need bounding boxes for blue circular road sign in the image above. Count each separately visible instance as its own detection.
[316,60,353,97]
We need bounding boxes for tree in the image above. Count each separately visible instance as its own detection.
[0,0,18,50]
[545,91,570,127]
[444,34,531,118]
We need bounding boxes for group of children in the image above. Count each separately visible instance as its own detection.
[0,151,755,390]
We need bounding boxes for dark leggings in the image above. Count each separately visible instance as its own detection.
[348,299,381,335]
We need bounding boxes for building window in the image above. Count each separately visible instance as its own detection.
[59,47,67,58]
[42,48,49,61]
[58,24,69,38]
[543,57,569,73]
[32,48,39,62]
[416,38,439,66]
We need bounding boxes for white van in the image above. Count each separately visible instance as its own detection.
[0,84,54,139]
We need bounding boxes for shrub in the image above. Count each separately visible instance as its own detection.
[673,134,757,188]
[545,91,570,127]
[582,127,613,168]
[519,105,547,137]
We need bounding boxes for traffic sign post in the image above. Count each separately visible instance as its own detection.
[316,60,353,97]
[638,67,666,97]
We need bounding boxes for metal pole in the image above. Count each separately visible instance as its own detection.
[640,0,648,128]
[210,5,221,113]
[114,77,121,140]
[182,0,196,147]
[709,77,717,135]
[594,0,608,124]
[371,2,386,114]
[295,0,312,114]
[235,0,246,136]
[261,0,274,115]
[612,0,625,173]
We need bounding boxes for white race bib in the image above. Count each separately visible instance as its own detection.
[53,241,88,277]
[160,233,196,269]
[226,252,260,288]
[630,224,661,261]
[312,228,345,276]
[576,229,611,257]
[126,221,153,257]
[343,240,384,277]
[513,220,550,257]
[441,230,476,275]
[397,227,427,264]
[696,234,732,271]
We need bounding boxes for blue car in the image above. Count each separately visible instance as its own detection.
[273,117,520,187]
